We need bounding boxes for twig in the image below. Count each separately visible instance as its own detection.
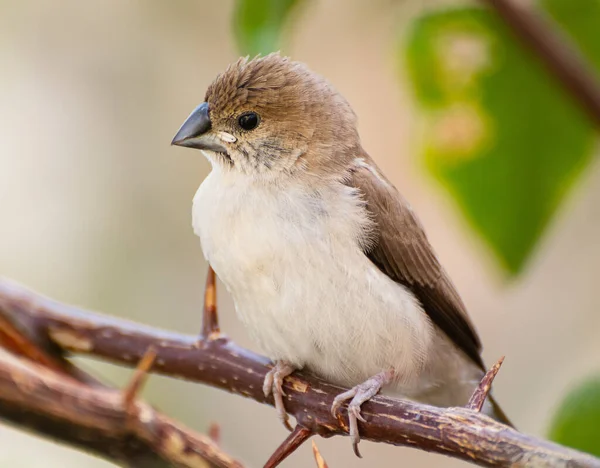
[0,307,99,386]
[312,440,329,468]
[264,425,313,468]
[482,0,600,126]
[209,422,221,446]
[467,356,504,412]
[0,277,243,467]
[0,346,244,468]
[201,266,220,339]
[0,278,598,467]
[122,346,157,413]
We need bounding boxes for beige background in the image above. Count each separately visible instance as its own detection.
[1,0,599,466]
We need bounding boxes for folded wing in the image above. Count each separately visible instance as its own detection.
[347,156,484,371]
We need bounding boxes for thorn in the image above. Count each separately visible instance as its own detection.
[264,425,313,468]
[353,438,362,458]
[122,346,157,413]
[466,356,505,412]
[311,440,329,468]
[0,315,76,379]
[200,265,220,340]
[208,422,220,445]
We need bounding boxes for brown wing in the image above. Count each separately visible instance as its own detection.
[348,157,484,370]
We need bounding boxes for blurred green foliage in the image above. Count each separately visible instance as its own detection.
[405,6,598,275]
[548,375,600,457]
[543,0,600,65]
[233,0,301,56]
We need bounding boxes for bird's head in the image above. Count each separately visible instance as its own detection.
[172,53,359,178]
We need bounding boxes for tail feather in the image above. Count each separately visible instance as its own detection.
[488,395,515,428]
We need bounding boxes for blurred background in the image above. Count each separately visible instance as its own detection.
[1,0,599,466]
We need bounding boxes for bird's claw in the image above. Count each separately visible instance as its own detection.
[263,361,295,431]
[330,370,394,457]
[262,370,274,397]
[331,387,358,418]
[349,403,367,423]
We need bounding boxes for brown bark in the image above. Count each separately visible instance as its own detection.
[0,277,598,468]
[0,278,244,468]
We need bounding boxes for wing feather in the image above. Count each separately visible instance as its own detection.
[348,156,484,370]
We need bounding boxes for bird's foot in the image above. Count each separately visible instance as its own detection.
[263,360,296,431]
[331,369,394,457]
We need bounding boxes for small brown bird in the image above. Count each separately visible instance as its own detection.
[172,53,511,453]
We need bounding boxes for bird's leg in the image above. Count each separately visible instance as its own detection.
[263,360,297,431]
[331,369,395,457]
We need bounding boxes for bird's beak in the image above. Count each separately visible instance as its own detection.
[171,102,227,152]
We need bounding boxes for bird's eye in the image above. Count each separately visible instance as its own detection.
[237,112,260,131]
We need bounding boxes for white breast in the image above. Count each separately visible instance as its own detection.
[193,167,435,392]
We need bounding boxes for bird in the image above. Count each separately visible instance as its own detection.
[171,53,512,454]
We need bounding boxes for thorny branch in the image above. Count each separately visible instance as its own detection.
[0,288,245,468]
[0,276,599,468]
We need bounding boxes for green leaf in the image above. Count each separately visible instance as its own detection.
[543,0,600,66]
[404,7,597,274]
[233,0,301,56]
[548,375,600,457]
